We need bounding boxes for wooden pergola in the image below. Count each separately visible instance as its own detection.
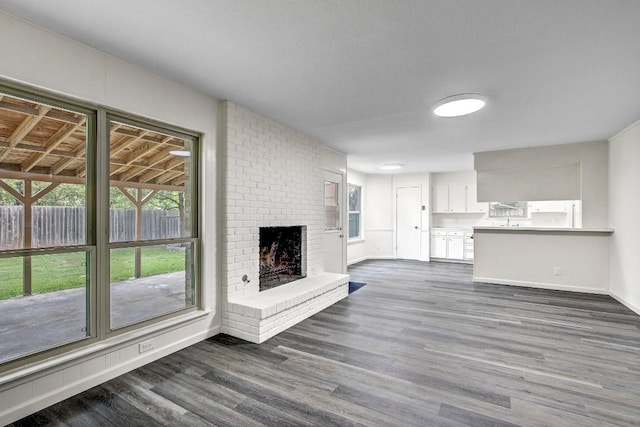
[0,92,190,295]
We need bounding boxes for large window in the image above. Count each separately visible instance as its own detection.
[348,184,362,239]
[107,117,198,330]
[0,84,199,368]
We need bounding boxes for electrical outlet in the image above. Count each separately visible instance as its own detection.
[139,340,154,354]
[553,267,562,277]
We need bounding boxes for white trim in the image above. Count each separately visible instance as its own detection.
[348,256,395,265]
[472,276,609,295]
[0,324,219,426]
[0,310,211,388]
[609,291,640,316]
[609,119,640,141]
[347,256,368,265]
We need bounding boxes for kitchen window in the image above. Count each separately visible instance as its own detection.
[488,201,528,218]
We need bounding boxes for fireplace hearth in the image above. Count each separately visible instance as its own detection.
[259,226,307,291]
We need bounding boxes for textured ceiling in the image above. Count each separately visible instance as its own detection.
[1,0,639,173]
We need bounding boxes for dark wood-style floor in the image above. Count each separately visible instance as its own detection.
[12,260,640,426]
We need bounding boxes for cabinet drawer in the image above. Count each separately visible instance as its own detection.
[431,230,448,236]
[448,231,465,237]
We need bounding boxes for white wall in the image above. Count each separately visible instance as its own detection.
[346,169,367,264]
[0,11,219,425]
[364,174,394,260]
[609,120,640,314]
[475,141,609,228]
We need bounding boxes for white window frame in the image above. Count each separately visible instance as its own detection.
[0,80,201,371]
[348,184,362,240]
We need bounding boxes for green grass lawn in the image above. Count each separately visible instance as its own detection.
[0,247,186,300]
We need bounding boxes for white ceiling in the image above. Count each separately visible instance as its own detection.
[2,0,640,174]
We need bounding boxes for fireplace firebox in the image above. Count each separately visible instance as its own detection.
[259,226,307,291]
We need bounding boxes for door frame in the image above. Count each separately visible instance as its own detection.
[323,169,347,274]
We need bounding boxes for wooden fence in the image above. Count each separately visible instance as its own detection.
[0,206,181,249]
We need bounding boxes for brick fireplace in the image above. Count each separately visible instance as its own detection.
[219,102,349,343]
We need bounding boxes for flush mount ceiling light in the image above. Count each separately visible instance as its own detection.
[380,163,404,170]
[433,93,487,118]
[169,150,191,157]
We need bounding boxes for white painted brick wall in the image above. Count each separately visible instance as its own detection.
[220,102,346,341]
[223,102,324,298]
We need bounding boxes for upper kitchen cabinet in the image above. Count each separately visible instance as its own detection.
[530,200,567,213]
[432,183,485,213]
[466,185,487,213]
[432,183,466,212]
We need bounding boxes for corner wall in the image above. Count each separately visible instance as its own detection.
[609,120,640,314]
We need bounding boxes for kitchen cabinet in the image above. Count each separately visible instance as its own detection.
[464,231,474,260]
[431,184,467,213]
[447,232,464,259]
[448,184,466,213]
[430,231,448,258]
[431,184,450,213]
[430,229,472,262]
[465,186,487,213]
[530,201,566,213]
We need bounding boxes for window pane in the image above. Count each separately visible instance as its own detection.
[348,185,360,212]
[324,181,339,230]
[349,213,360,239]
[109,121,194,242]
[489,201,528,218]
[0,251,89,363]
[0,93,87,250]
[110,242,195,329]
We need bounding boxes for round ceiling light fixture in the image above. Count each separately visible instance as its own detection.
[380,163,404,170]
[433,93,487,118]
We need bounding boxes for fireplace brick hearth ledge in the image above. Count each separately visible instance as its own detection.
[225,272,349,343]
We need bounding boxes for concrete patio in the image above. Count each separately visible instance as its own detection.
[0,271,188,364]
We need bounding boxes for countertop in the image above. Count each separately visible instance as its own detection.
[473,226,613,234]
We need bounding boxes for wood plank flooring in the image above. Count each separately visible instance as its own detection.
[12,259,640,426]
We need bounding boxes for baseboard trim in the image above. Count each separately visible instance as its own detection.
[472,276,609,295]
[348,256,394,265]
[609,291,640,316]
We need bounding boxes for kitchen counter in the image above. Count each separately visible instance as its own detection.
[474,226,613,234]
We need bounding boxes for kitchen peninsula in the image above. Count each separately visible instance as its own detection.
[473,226,613,293]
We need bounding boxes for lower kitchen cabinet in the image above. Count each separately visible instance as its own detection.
[431,229,472,262]
[431,233,448,258]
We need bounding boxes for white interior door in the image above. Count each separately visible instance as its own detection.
[323,171,345,273]
[396,186,421,260]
